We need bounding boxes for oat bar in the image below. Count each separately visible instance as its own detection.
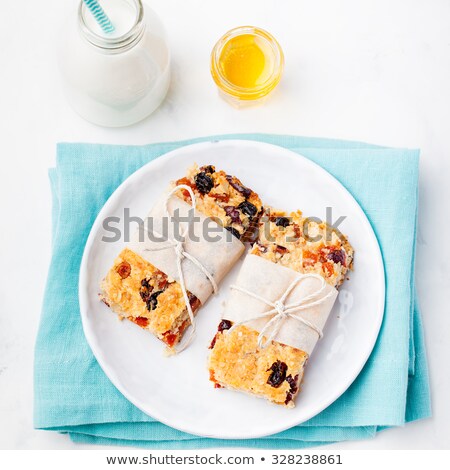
[100,165,262,350]
[208,208,354,406]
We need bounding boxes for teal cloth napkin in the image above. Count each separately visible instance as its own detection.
[34,134,431,448]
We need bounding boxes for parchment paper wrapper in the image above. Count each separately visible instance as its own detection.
[129,194,245,304]
[224,254,338,354]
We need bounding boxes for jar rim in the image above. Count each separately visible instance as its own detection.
[210,26,284,100]
[78,0,145,52]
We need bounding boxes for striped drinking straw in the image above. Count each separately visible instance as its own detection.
[83,0,115,35]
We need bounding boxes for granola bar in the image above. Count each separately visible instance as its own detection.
[208,208,354,406]
[100,165,262,350]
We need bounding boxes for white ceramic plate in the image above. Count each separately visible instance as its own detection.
[79,140,385,439]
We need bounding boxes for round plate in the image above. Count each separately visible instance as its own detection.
[79,140,385,439]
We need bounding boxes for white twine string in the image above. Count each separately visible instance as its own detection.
[228,273,335,349]
[143,185,218,352]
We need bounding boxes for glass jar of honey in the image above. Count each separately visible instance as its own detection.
[210,26,284,107]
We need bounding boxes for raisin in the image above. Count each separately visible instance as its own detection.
[293,223,302,239]
[267,361,288,388]
[275,217,290,227]
[139,278,154,302]
[194,172,214,194]
[327,249,346,266]
[284,392,293,405]
[218,319,232,332]
[286,374,299,394]
[116,261,131,279]
[226,175,252,198]
[285,374,299,404]
[146,291,163,311]
[225,226,241,239]
[224,206,242,224]
[238,200,258,217]
[200,165,215,174]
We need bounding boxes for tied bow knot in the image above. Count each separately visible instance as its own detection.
[274,300,288,317]
[228,274,335,349]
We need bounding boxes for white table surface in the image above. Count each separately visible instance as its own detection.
[1,0,449,450]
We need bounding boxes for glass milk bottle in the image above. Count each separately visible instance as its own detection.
[59,0,170,127]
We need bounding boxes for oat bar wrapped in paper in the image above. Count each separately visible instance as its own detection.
[208,208,354,406]
[100,165,263,351]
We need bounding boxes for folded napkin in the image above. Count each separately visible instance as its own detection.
[34,134,431,448]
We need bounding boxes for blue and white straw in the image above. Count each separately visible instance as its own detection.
[83,0,115,35]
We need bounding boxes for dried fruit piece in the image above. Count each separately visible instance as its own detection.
[327,248,346,266]
[194,172,214,194]
[285,374,299,404]
[226,175,252,198]
[267,360,288,388]
[275,216,290,227]
[211,192,230,203]
[224,206,242,224]
[134,316,149,327]
[238,200,258,217]
[322,262,335,277]
[188,292,201,312]
[218,319,232,332]
[116,261,131,279]
[146,291,163,311]
[275,245,288,255]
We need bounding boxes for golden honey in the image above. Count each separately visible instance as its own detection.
[211,26,284,105]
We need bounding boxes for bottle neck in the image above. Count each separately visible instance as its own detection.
[78,0,145,54]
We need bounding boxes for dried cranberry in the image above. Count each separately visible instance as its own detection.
[225,226,241,240]
[116,261,131,279]
[146,291,163,311]
[194,172,214,194]
[275,217,290,227]
[224,206,242,224]
[218,319,232,332]
[267,361,288,388]
[238,201,258,217]
[226,175,251,198]
[134,316,149,328]
[327,249,346,266]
